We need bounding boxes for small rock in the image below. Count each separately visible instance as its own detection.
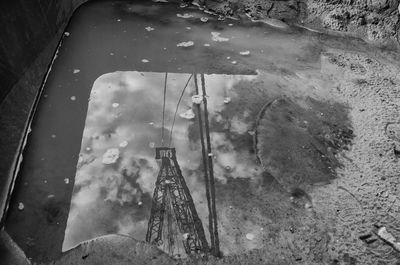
[204,43,210,47]
[200,17,208,22]
[64,178,70,184]
[112,103,119,108]
[145,26,155,32]
[138,201,143,206]
[73,69,80,74]
[70,96,76,101]
[64,32,70,36]
[231,61,237,64]
[239,50,250,56]
[141,59,149,63]
[381,191,389,198]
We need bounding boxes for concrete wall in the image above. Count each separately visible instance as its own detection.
[0,0,87,228]
[0,0,86,103]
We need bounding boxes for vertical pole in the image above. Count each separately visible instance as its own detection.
[194,73,215,253]
[200,74,220,256]
[161,72,168,146]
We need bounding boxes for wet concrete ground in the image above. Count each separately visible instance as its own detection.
[4,0,400,264]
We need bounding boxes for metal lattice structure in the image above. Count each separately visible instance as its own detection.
[146,147,209,255]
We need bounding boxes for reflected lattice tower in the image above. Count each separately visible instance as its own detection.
[146,147,208,255]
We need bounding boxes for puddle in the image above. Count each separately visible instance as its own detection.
[3,0,361,262]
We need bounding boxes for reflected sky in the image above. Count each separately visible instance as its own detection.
[62,71,262,254]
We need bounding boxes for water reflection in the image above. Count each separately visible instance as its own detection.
[62,71,260,254]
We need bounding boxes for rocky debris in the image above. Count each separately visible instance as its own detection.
[376,227,400,252]
[197,0,400,46]
[306,0,400,46]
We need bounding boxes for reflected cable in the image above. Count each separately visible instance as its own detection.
[168,74,193,147]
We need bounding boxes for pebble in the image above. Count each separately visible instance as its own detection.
[145,26,155,31]
[239,50,250,56]
[141,59,149,63]
[112,103,119,108]
[70,96,76,101]
[64,178,70,184]
[223,97,231,104]
[73,69,80,74]
[200,17,208,22]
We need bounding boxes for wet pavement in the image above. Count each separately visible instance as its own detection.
[3,0,381,263]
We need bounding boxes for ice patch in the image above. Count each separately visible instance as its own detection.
[179,109,195,119]
[211,32,229,42]
[102,148,120,164]
[18,202,24,211]
[177,41,194,47]
[177,13,193,19]
[246,233,255,240]
[191,95,203,104]
[119,141,129,148]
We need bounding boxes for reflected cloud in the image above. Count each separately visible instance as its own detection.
[63,71,262,255]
